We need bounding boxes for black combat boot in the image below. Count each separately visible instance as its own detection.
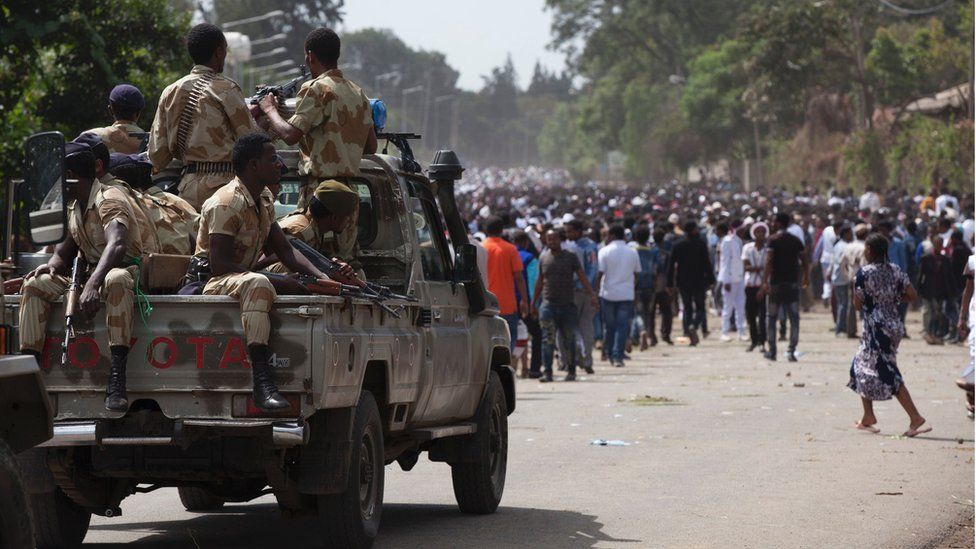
[249,344,289,411]
[105,346,129,412]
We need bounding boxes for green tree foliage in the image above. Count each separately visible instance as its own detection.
[680,39,751,157]
[0,0,189,182]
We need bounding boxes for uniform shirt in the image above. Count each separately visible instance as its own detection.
[597,239,641,302]
[101,175,199,255]
[717,233,744,283]
[195,177,275,270]
[278,209,346,262]
[288,69,373,178]
[148,65,259,168]
[68,178,151,263]
[85,121,146,154]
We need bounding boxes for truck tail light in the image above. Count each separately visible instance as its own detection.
[232,394,301,418]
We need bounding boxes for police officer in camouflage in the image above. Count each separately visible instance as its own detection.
[148,23,261,210]
[195,133,331,411]
[85,84,148,154]
[257,27,377,274]
[19,142,158,412]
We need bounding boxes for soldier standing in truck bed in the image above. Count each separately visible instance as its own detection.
[84,84,148,154]
[148,23,260,210]
[256,27,377,273]
[19,142,157,412]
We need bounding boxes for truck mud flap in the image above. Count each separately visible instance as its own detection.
[297,407,355,495]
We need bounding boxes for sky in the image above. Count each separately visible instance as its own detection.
[338,0,567,91]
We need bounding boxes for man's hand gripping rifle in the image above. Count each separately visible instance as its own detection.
[248,65,311,106]
[288,238,415,317]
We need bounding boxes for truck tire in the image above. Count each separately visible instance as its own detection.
[451,371,508,514]
[0,439,35,549]
[29,488,91,548]
[317,391,384,549]
[178,487,225,511]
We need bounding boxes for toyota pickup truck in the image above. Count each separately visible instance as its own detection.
[3,132,514,548]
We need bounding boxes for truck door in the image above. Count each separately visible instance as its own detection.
[406,182,471,423]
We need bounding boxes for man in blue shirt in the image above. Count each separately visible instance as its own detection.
[566,220,599,374]
[879,219,910,329]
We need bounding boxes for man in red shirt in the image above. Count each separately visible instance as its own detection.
[483,216,530,351]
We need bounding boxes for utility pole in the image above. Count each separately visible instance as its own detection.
[433,95,454,148]
[751,119,764,192]
[421,71,432,139]
[400,85,424,132]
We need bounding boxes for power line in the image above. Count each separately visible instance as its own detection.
[875,0,955,16]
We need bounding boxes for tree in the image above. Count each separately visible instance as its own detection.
[0,0,189,182]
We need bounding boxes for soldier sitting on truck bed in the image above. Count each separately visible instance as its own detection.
[84,84,147,154]
[255,180,361,277]
[19,142,157,412]
[255,27,377,275]
[78,133,198,256]
[194,133,334,411]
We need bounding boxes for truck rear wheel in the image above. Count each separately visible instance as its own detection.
[451,371,508,514]
[178,486,225,511]
[317,391,384,549]
[0,439,35,549]
[29,488,91,548]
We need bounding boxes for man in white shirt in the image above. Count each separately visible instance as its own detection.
[717,222,747,341]
[742,222,769,352]
[858,186,882,212]
[935,185,959,216]
[816,222,837,303]
[594,224,641,367]
[831,225,854,336]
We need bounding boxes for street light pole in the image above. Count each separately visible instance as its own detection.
[223,10,285,29]
[373,71,400,99]
[433,94,454,148]
[401,85,424,132]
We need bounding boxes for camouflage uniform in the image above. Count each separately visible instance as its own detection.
[19,180,155,353]
[85,121,146,154]
[195,178,277,345]
[148,65,259,210]
[102,175,199,255]
[288,69,372,268]
[266,208,358,274]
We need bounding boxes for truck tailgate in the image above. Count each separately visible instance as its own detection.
[9,295,317,420]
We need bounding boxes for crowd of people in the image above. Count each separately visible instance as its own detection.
[462,166,976,425]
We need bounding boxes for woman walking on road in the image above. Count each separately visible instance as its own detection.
[849,234,932,437]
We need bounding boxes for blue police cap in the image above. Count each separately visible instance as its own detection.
[109,152,152,171]
[109,84,145,110]
[64,141,92,158]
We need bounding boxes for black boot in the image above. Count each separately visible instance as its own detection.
[249,344,289,411]
[105,346,129,412]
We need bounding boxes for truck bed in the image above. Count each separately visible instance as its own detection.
[3,294,419,422]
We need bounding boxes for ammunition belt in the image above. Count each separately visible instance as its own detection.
[174,72,215,160]
[181,161,233,175]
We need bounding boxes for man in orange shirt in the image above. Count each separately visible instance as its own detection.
[483,216,530,352]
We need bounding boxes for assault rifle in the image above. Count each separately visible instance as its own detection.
[62,254,85,367]
[248,65,310,106]
[288,239,415,317]
[261,270,405,318]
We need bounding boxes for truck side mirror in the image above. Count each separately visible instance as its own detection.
[22,131,67,246]
[455,243,481,285]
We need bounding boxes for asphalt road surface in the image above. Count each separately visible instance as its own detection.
[83,309,974,548]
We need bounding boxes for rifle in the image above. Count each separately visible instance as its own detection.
[287,239,415,317]
[62,254,85,367]
[261,271,404,317]
[248,65,311,106]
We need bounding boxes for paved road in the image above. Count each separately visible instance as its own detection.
[83,310,974,548]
